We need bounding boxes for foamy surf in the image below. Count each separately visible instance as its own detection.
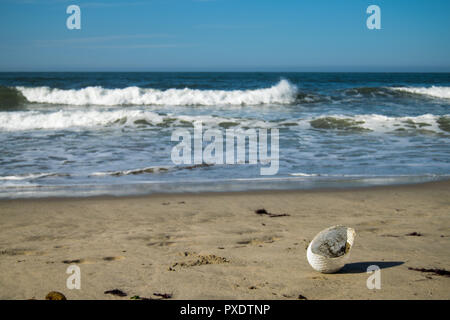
[0,109,448,133]
[91,166,170,177]
[0,109,165,131]
[15,80,298,106]
[91,164,212,177]
[307,114,450,133]
[290,173,319,177]
[0,173,68,181]
[391,86,450,99]
[0,109,271,131]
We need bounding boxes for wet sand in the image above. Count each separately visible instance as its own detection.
[0,180,449,299]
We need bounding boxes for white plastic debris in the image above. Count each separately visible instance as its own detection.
[306,225,356,273]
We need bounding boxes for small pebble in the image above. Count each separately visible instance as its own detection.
[45,291,67,300]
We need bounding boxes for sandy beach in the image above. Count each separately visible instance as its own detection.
[0,180,449,300]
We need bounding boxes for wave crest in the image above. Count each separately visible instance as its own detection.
[391,86,450,99]
[0,86,27,110]
[308,114,450,134]
[91,163,212,177]
[16,80,298,106]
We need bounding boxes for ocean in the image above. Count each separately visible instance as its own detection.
[0,72,449,198]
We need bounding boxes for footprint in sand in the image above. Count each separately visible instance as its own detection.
[236,236,280,246]
[147,241,176,247]
[0,248,46,256]
[168,252,229,271]
[1,248,32,256]
[129,234,179,247]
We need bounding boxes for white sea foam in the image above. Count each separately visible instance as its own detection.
[91,166,171,177]
[289,173,319,177]
[0,109,164,131]
[391,86,450,99]
[16,80,298,106]
[0,108,448,132]
[305,113,449,133]
[0,172,66,180]
[350,113,442,132]
[0,108,274,131]
[91,163,213,177]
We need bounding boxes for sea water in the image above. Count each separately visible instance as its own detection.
[0,72,449,198]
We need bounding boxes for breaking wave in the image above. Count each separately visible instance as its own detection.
[15,80,298,106]
[307,114,450,133]
[0,107,448,134]
[91,163,212,177]
[0,109,164,131]
[391,86,450,99]
[0,109,273,131]
[343,87,396,97]
[0,172,69,181]
[0,86,27,110]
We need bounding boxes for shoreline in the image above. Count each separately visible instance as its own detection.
[1,176,449,201]
[0,180,449,299]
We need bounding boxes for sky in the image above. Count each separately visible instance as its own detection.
[0,0,449,72]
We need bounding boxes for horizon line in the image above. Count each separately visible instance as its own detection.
[1,70,450,73]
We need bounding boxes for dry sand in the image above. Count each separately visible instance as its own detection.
[0,180,449,300]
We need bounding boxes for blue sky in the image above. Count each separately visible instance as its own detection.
[1,0,449,71]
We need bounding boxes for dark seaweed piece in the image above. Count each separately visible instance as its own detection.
[406,232,422,236]
[62,259,81,264]
[130,295,153,300]
[255,208,290,218]
[255,208,269,215]
[104,289,127,297]
[298,294,308,300]
[408,267,450,277]
[153,292,172,299]
[268,213,290,218]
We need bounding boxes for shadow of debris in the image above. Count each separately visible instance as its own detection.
[339,261,404,274]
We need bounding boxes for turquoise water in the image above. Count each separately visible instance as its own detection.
[0,72,449,198]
